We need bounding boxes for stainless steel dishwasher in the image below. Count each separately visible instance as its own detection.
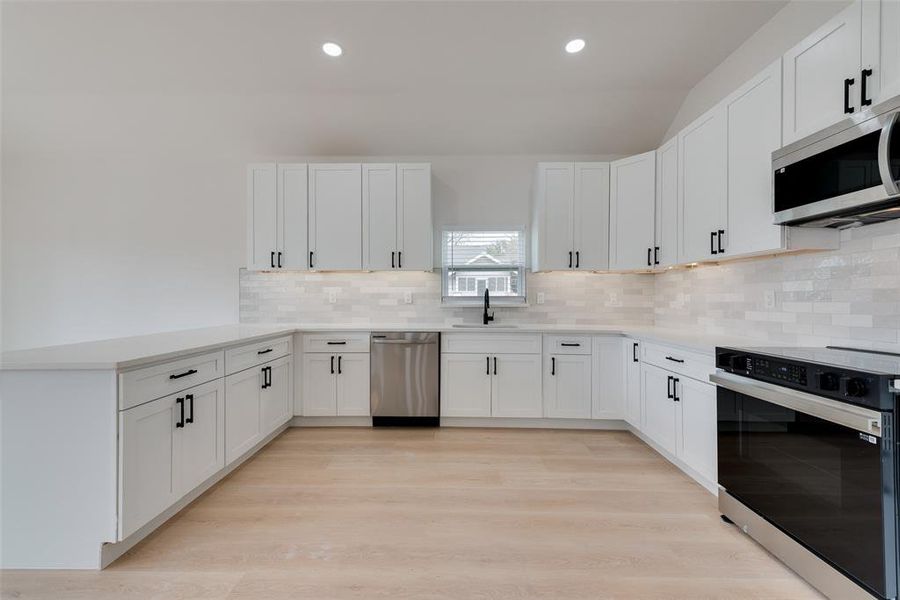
[370,332,440,426]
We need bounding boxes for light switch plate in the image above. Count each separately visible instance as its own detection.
[328,289,337,304]
[536,292,545,305]
[764,289,776,309]
[404,291,413,304]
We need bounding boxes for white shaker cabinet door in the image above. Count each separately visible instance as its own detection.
[335,354,370,416]
[491,354,543,418]
[179,380,225,495]
[441,353,492,417]
[225,366,265,465]
[261,356,292,435]
[397,163,433,271]
[677,377,718,486]
[782,0,863,145]
[725,60,784,258]
[543,354,592,419]
[309,163,362,270]
[592,337,624,420]
[610,151,656,270]
[363,163,397,271]
[278,163,309,270]
[573,162,610,271]
[120,394,182,539]
[871,0,900,102]
[654,138,678,269]
[641,364,677,456]
[534,163,575,271]
[302,354,338,416]
[678,107,727,263]
[247,163,277,270]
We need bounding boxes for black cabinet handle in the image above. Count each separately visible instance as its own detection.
[270,251,275,269]
[327,341,347,345]
[654,247,659,265]
[710,231,718,255]
[185,394,194,424]
[568,251,573,269]
[647,247,652,266]
[330,356,335,375]
[861,68,873,107]
[176,397,185,428]
[261,366,268,389]
[338,355,342,375]
[257,348,273,355]
[551,356,556,376]
[493,356,497,375]
[486,356,490,375]
[267,366,272,388]
[391,251,395,269]
[309,251,314,269]
[667,376,674,400]
[665,356,685,363]
[560,343,580,347]
[277,251,282,268]
[717,229,724,254]
[844,77,855,114]
[673,378,680,402]
[169,369,197,380]
[398,251,402,269]
[633,342,639,363]
[575,251,580,268]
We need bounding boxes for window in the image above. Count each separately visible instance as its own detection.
[441,229,526,304]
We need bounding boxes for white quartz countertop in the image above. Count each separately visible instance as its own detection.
[0,322,770,371]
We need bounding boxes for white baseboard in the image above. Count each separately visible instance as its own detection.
[440,417,628,430]
[99,422,291,568]
[291,416,373,427]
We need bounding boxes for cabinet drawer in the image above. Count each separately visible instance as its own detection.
[303,332,370,353]
[641,342,714,383]
[543,335,592,355]
[120,351,224,411]
[225,336,292,375]
[441,333,541,355]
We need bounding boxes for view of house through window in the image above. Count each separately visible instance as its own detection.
[441,230,526,302]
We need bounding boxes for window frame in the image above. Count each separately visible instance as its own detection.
[440,227,528,307]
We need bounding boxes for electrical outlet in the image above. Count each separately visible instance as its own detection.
[764,289,776,309]
[536,292,545,305]
[608,292,622,307]
[328,289,337,304]
[404,291,413,304]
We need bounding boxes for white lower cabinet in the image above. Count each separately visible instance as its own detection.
[491,354,543,418]
[120,378,224,539]
[592,337,624,420]
[260,356,293,434]
[441,353,493,417]
[624,339,642,428]
[302,352,370,416]
[543,354,592,419]
[225,358,292,465]
[641,364,678,455]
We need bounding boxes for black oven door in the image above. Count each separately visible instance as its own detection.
[717,379,896,599]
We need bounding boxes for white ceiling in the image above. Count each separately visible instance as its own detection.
[4,0,789,156]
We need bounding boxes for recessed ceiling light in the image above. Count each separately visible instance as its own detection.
[565,38,585,54]
[322,42,343,57]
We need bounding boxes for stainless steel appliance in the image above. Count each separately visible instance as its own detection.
[370,332,439,426]
[773,94,900,228]
[713,346,900,600]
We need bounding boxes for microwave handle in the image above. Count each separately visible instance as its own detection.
[879,111,900,196]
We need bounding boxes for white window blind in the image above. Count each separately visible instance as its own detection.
[441,230,526,302]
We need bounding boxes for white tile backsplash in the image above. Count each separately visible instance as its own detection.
[241,220,900,351]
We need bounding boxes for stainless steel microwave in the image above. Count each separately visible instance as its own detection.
[773,94,900,229]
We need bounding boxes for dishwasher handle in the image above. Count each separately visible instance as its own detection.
[371,339,436,345]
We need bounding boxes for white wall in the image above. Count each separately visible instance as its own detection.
[662,0,852,141]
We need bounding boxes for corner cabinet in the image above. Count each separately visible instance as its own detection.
[309,163,363,270]
[532,162,610,272]
[225,355,292,464]
[247,163,308,271]
[363,163,432,271]
[609,151,656,270]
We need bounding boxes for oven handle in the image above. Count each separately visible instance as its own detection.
[879,111,900,196]
[710,371,883,437]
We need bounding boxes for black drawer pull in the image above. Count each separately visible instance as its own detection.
[327,341,347,345]
[257,348,273,355]
[560,343,581,347]
[176,397,185,428]
[665,356,685,364]
[169,369,198,380]
[185,394,194,424]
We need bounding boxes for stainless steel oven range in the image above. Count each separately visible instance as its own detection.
[713,346,900,600]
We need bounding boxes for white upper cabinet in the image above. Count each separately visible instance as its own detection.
[783,1,863,145]
[724,60,784,258]
[278,164,309,270]
[396,163,433,271]
[309,163,362,270]
[678,107,727,263]
[868,0,900,102]
[573,162,610,271]
[609,151,656,270]
[654,138,678,269]
[532,163,575,271]
[363,164,397,271]
[247,164,277,270]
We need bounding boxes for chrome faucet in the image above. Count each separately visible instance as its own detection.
[483,288,494,325]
